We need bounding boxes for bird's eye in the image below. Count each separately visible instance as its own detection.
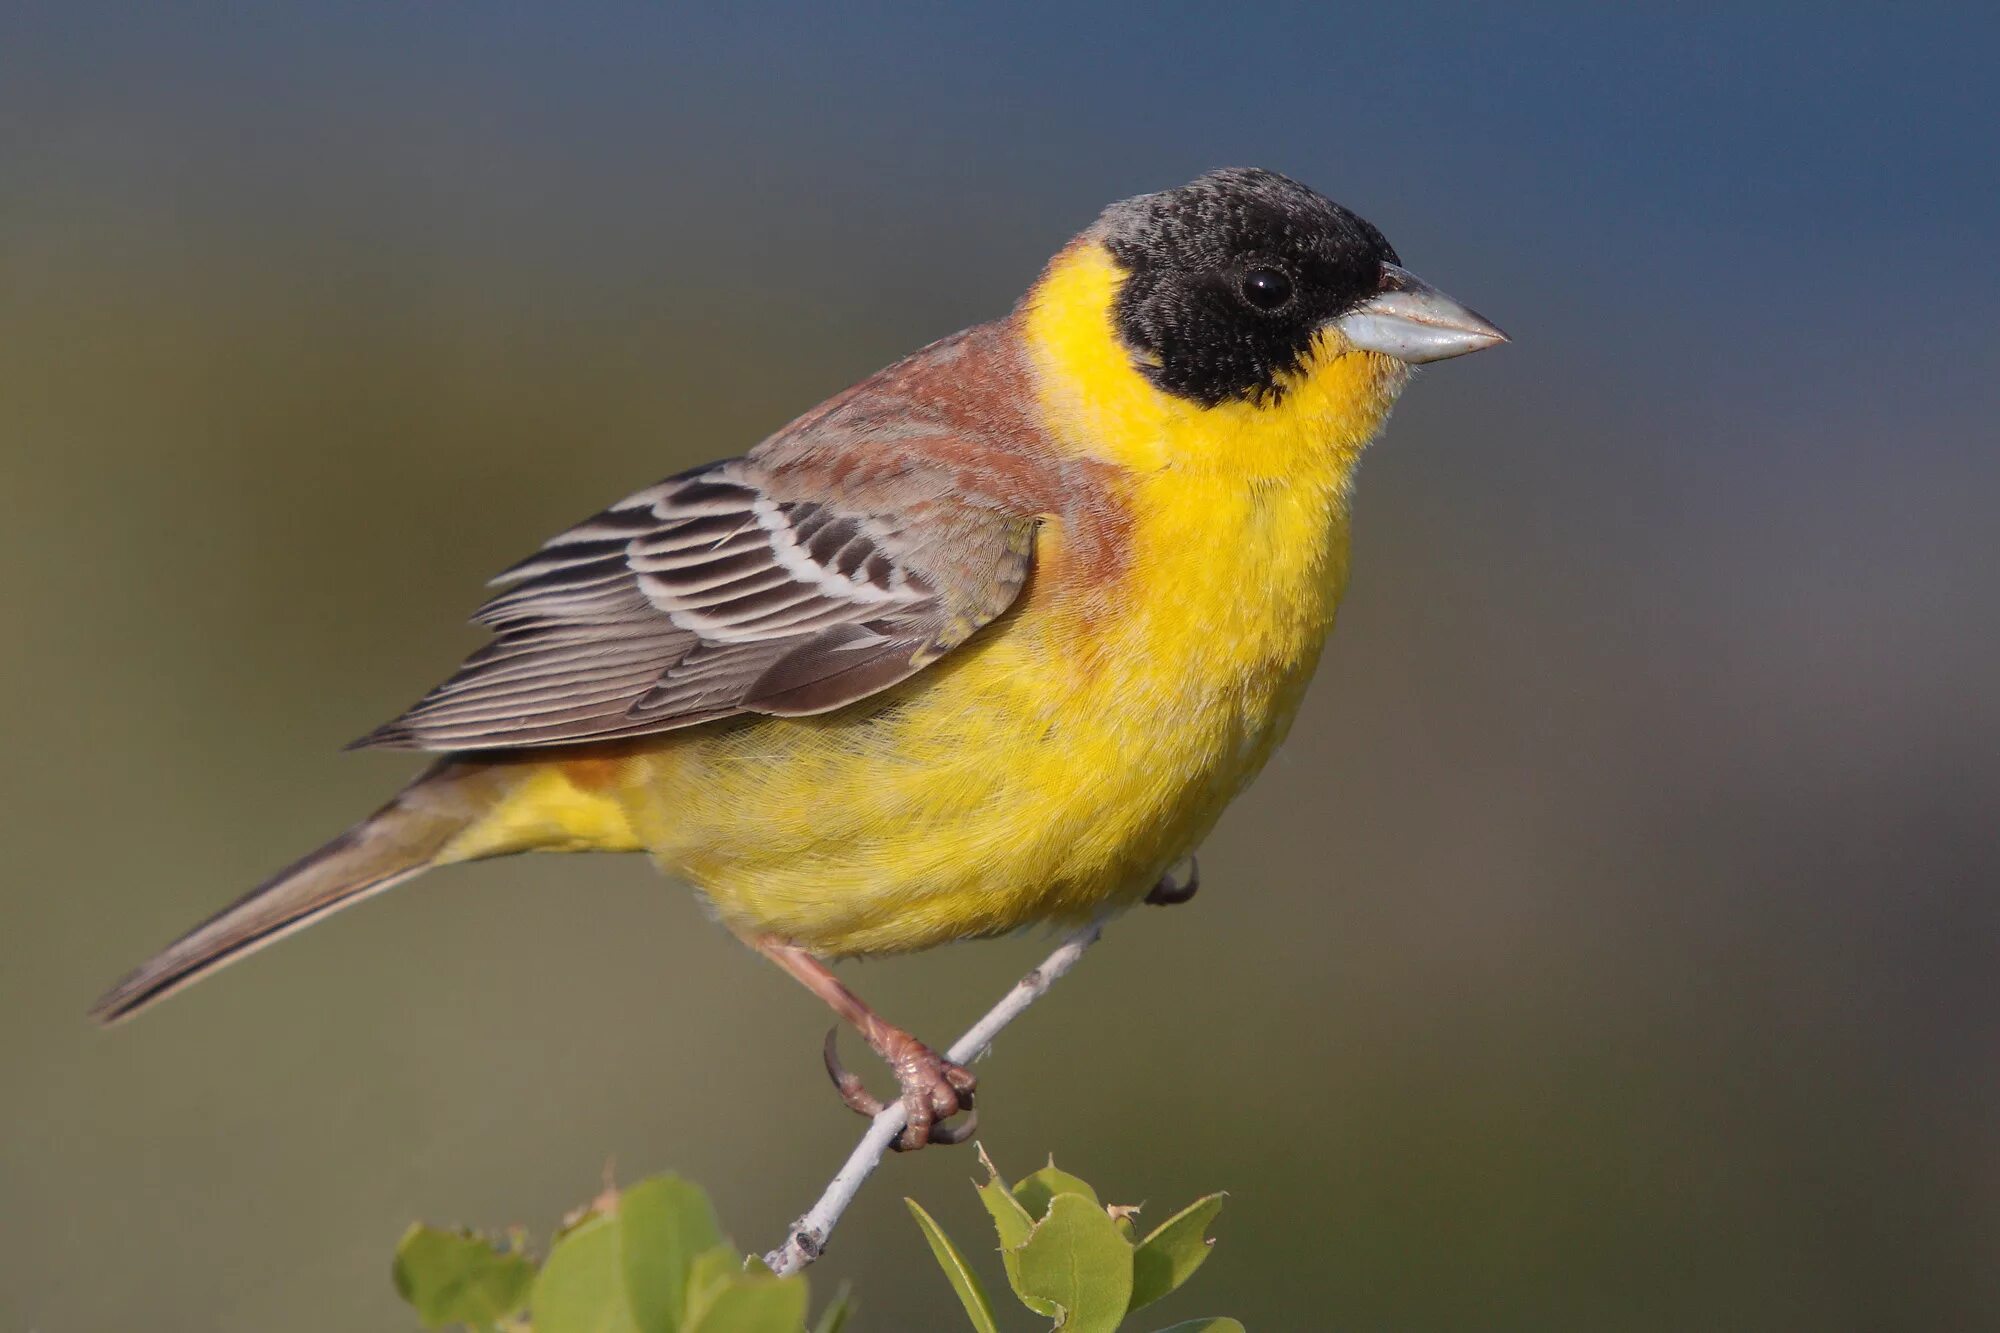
[1240,267,1294,312]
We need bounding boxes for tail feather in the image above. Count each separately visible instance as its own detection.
[90,760,516,1024]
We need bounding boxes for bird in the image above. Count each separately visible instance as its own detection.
[92,168,1506,1148]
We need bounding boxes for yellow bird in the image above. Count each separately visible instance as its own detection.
[94,168,1505,1147]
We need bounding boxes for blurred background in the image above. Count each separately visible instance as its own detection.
[4,5,1997,1329]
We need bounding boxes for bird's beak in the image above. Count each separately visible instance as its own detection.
[1331,263,1508,364]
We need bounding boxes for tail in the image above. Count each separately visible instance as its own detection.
[90,759,542,1024]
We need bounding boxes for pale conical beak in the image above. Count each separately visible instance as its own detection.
[1332,263,1508,364]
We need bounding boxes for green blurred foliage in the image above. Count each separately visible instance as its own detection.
[391,1163,1228,1333]
[395,1174,841,1333]
[393,1225,535,1330]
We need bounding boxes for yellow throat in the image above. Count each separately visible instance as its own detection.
[1021,241,1409,483]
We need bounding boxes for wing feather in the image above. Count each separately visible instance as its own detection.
[353,455,1035,752]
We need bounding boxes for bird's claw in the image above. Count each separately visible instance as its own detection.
[1145,855,1199,906]
[823,1026,888,1115]
[822,1026,977,1151]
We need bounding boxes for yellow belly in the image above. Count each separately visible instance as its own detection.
[606,466,1352,956]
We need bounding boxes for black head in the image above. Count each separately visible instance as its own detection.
[1096,168,1401,407]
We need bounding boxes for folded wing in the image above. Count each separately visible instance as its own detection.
[354,458,1036,751]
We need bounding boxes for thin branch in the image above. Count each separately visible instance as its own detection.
[762,916,1109,1276]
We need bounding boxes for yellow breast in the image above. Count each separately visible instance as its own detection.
[596,243,1405,955]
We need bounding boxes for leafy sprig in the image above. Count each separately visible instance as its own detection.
[908,1149,1235,1333]
[392,1174,849,1333]
[392,1157,1237,1332]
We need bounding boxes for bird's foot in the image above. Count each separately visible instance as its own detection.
[823,1027,977,1151]
[1145,855,1200,906]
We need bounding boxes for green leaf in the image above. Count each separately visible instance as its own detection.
[680,1247,749,1326]
[619,1175,725,1332]
[534,1212,642,1333]
[1128,1193,1225,1312]
[976,1157,1036,1251]
[976,1153,1052,1317]
[1149,1321,1245,1332]
[683,1270,809,1333]
[1010,1193,1134,1333]
[1011,1160,1101,1220]
[905,1199,1000,1333]
[392,1224,534,1330]
[811,1283,856,1333]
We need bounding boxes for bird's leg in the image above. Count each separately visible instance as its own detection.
[1144,854,1199,906]
[747,935,977,1151]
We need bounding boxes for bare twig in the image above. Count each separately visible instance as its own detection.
[762,916,1109,1276]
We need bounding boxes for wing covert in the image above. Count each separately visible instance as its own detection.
[353,457,1035,752]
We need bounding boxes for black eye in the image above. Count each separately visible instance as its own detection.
[1240,267,1294,312]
